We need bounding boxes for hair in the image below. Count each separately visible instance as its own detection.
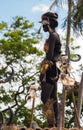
[41,12,58,28]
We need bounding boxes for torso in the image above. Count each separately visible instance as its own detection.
[44,32,61,62]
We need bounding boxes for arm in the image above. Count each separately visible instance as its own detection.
[46,32,56,61]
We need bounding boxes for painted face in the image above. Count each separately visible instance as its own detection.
[41,18,49,32]
[43,24,49,32]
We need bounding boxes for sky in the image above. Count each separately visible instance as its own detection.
[0,0,83,126]
[0,0,83,77]
[0,0,83,78]
[0,0,67,28]
[0,0,51,24]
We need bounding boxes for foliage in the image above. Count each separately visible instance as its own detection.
[0,16,44,126]
[72,0,83,33]
[49,0,83,127]
[50,0,83,33]
[0,0,83,127]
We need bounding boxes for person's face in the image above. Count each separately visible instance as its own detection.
[43,24,49,32]
[41,18,49,32]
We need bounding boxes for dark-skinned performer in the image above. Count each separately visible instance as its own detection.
[39,12,61,127]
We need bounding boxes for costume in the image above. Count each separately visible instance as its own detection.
[39,12,61,127]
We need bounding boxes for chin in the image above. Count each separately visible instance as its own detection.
[43,28,48,32]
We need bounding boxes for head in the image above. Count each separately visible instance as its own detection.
[40,12,58,32]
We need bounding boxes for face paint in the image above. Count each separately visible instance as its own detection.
[42,20,49,25]
[43,24,49,32]
[41,19,49,32]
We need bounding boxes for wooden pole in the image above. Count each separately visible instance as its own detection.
[29,85,38,129]
[77,73,83,121]
[71,91,81,128]
[62,87,67,128]
[58,86,67,130]
[30,97,35,128]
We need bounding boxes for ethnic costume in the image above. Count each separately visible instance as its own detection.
[40,14,61,127]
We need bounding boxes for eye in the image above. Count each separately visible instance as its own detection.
[42,20,49,25]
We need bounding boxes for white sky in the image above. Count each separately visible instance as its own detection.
[0,0,83,126]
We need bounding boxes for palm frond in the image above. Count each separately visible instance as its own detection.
[49,0,66,10]
[72,1,83,33]
[49,0,59,10]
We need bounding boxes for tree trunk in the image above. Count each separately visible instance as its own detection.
[65,0,73,62]
[77,73,83,125]
[78,0,83,7]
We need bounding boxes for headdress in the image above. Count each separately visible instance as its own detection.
[38,12,58,33]
[41,12,58,20]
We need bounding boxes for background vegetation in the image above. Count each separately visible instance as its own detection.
[0,0,83,128]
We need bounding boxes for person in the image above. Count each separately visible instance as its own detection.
[39,12,61,127]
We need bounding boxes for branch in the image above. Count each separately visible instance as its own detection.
[0,67,14,83]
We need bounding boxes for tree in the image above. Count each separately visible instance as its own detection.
[0,16,44,126]
[49,0,83,128]
[50,0,83,33]
[72,0,83,33]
